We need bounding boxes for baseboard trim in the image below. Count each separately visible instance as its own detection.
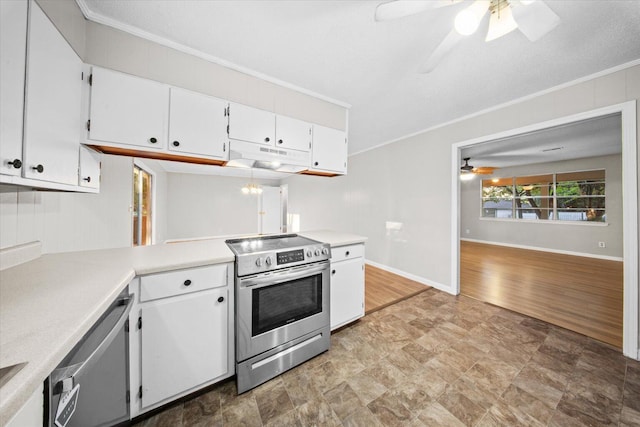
[364,259,454,295]
[460,238,624,262]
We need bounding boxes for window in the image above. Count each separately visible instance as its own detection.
[133,162,154,245]
[482,170,605,223]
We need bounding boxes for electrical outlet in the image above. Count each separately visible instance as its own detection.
[598,241,606,248]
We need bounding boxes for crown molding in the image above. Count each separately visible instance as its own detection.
[74,0,351,109]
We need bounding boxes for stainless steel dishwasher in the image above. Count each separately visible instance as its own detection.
[46,287,133,427]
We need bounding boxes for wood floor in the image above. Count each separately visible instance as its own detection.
[460,240,623,348]
[364,264,429,314]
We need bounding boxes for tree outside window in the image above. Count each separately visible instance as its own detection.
[481,170,605,222]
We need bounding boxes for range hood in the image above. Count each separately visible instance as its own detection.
[227,140,310,173]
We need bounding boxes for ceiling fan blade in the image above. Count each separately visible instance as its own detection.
[418,29,464,73]
[374,0,459,22]
[472,167,498,175]
[512,1,560,41]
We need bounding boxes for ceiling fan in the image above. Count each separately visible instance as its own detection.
[375,0,561,73]
[461,157,497,175]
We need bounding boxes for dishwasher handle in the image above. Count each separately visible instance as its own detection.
[51,296,134,393]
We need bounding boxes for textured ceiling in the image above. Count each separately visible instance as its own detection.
[78,0,640,156]
[461,113,622,169]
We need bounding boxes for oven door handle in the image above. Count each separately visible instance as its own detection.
[239,262,329,288]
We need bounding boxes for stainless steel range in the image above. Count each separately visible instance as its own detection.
[226,234,331,393]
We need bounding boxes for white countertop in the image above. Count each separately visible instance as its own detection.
[299,230,367,247]
[0,239,233,424]
[0,230,365,423]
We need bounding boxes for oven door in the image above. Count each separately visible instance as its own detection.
[236,261,329,362]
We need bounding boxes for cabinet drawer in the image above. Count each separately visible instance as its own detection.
[331,244,364,262]
[140,264,228,302]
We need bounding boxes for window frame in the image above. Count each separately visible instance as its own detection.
[480,168,607,226]
[133,159,156,246]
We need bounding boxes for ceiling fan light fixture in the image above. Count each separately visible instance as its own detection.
[454,0,490,36]
[486,1,518,41]
[460,171,476,181]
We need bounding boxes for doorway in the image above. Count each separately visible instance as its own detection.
[258,185,287,235]
[451,101,638,359]
[133,161,154,246]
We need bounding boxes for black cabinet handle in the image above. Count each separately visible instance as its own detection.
[331,269,336,275]
[8,159,22,169]
[32,164,44,173]
[278,139,283,144]
[83,176,91,183]
[218,296,225,303]
[172,141,180,147]
[183,279,192,286]
[314,161,319,166]
[345,251,350,256]
[264,137,270,142]
[149,137,157,144]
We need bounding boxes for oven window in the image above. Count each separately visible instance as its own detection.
[252,273,322,336]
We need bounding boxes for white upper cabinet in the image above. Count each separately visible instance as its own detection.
[78,145,101,190]
[0,0,28,177]
[22,2,83,185]
[228,103,275,146]
[88,67,169,150]
[275,115,312,152]
[168,88,228,159]
[311,125,347,174]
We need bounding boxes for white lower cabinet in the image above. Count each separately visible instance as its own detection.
[130,263,234,417]
[141,289,228,408]
[330,244,365,330]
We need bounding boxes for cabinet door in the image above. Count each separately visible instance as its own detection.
[168,88,228,159]
[275,115,311,152]
[228,103,274,145]
[89,67,168,150]
[311,125,347,174]
[78,145,101,189]
[22,3,82,185]
[0,0,28,177]
[330,257,364,330]
[141,289,228,408]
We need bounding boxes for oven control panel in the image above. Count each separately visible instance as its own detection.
[229,237,331,277]
[277,249,305,265]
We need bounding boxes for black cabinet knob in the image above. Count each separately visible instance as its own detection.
[183,279,192,286]
[264,137,270,142]
[217,296,225,303]
[83,176,91,183]
[278,139,283,144]
[8,159,22,169]
[149,137,157,144]
[331,269,336,275]
[173,141,180,147]
[314,161,319,166]
[345,251,350,256]
[32,164,44,173]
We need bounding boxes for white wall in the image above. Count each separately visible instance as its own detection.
[36,0,348,132]
[165,173,280,240]
[285,64,640,295]
[0,154,133,252]
[460,154,623,258]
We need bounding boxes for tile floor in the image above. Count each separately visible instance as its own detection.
[135,288,640,426]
